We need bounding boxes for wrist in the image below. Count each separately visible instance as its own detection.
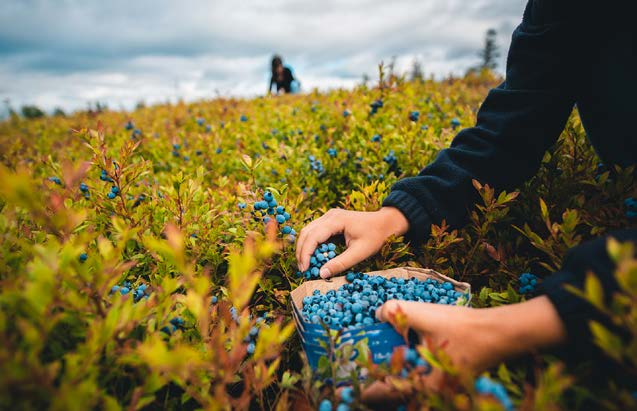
[377,206,410,237]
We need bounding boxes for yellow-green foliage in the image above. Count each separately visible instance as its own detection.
[0,70,635,410]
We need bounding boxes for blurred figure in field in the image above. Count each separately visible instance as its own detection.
[269,55,300,95]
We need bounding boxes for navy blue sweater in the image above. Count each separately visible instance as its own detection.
[383,0,637,244]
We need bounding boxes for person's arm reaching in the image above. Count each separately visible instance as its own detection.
[297,0,578,277]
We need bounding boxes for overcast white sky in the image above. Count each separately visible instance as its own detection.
[0,0,526,116]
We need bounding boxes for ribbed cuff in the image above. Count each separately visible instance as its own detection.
[382,190,432,246]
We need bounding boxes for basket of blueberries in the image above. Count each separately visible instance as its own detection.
[291,262,471,370]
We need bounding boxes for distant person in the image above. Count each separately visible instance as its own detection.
[269,55,300,95]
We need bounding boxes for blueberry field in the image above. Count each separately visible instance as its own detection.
[0,70,636,410]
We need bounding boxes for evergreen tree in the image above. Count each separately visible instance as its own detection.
[478,28,500,70]
[410,58,424,82]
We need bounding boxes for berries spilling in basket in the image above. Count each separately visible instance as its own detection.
[301,272,466,329]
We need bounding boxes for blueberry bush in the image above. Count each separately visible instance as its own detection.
[0,68,635,410]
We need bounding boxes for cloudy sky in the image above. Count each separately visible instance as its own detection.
[0,0,526,116]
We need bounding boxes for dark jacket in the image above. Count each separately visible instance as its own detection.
[383,0,637,244]
[270,66,295,93]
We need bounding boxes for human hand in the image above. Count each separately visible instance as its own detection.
[296,207,409,278]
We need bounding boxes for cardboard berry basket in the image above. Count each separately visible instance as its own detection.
[290,267,471,370]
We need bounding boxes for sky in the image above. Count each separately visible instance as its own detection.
[0,0,526,117]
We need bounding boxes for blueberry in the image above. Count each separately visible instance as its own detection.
[340,387,354,404]
[247,342,255,354]
[107,192,116,199]
[79,253,88,263]
[319,399,332,411]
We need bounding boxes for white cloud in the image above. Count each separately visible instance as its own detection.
[0,0,525,115]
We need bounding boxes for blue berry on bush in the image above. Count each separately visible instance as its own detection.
[247,342,255,354]
[409,111,420,122]
[474,376,514,411]
[319,399,332,411]
[371,134,382,143]
[48,176,62,185]
[518,272,538,294]
[240,115,248,122]
[79,253,88,263]
[451,118,461,128]
[79,182,89,192]
[340,387,354,404]
[107,192,116,199]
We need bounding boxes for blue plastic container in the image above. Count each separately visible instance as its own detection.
[290,267,471,370]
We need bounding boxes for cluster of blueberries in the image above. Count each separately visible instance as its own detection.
[160,317,185,336]
[383,150,398,168]
[301,272,465,329]
[318,387,353,411]
[296,243,337,280]
[125,120,142,139]
[132,193,147,208]
[171,143,186,159]
[474,376,514,411]
[369,99,383,116]
[308,155,325,174]
[518,272,538,294]
[48,176,62,185]
[246,191,296,240]
[625,197,637,219]
[80,182,90,199]
[106,185,119,200]
[318,345,430,410]
[100,169,114,183]
[409,110,420,122]
[327,148,338,158]
[227,305,268,355]
[110,281,150,303]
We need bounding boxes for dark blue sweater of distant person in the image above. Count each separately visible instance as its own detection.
[269,66,297,94]
[383,0,637,244]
